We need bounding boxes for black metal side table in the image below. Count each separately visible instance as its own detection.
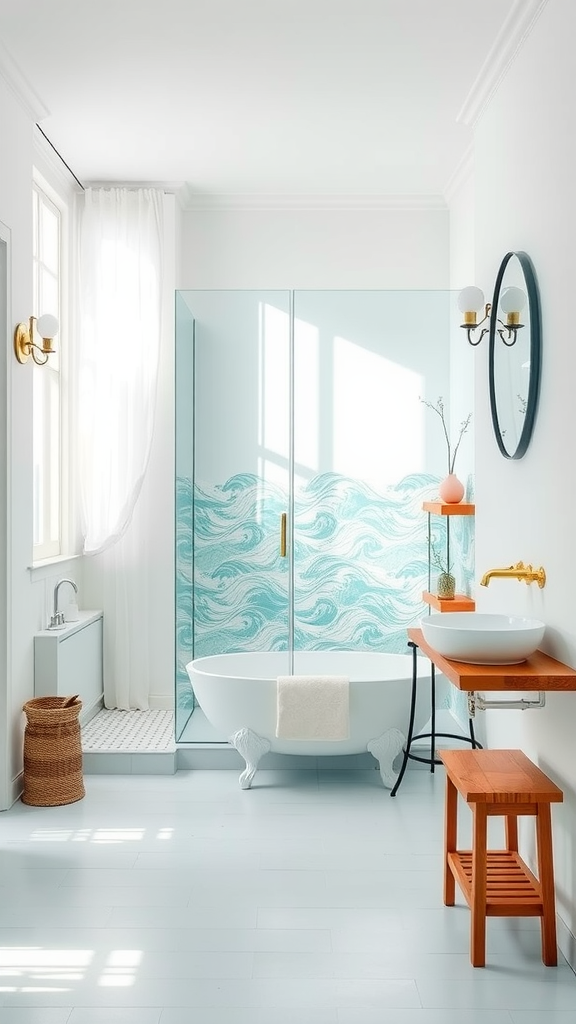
[390,639,481,797]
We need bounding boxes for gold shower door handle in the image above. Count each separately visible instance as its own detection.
[280,513,287,557]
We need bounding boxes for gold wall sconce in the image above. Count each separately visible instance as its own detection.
[14,313,59,365]
[461,252,541,461]
[458,284,526,347]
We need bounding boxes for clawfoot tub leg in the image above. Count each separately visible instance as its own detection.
[229,728,271,789]
[367,728,406,789]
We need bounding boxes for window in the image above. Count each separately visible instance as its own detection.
[32,179,65,561]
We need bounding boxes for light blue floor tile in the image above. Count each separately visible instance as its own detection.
[160,1010,337,1024]
[0,904,113,927]
[0,767,573,1018]
[0,1011,74,1024]
[257,906,406,931]
[337,1012,515,1024]
[107,904,258,928]
[69,1012,162,1024]
[509,1014,576,1023]
[334,978,422,1008]
[416,972,576,1010]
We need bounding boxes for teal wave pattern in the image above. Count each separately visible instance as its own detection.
[176,471,475,710]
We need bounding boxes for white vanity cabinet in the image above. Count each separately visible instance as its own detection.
[34,610,104,722]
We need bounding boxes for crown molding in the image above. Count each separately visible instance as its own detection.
[443,144,474,205]
[85,179,186,195]
[180,189,447,212]
[457,0,550,127]
[0,41,49,121]
[33,126,82,195]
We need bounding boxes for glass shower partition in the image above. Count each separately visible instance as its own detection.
[176,288,467,742]
[175,290,293,741]
[290,290,451,670]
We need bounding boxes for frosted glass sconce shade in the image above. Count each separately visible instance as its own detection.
[457,286,485,316]
[36,313,59,339]
[14,313,59,365]
[458,286,491,345]
[499,286,527,325]
[458,272,528,348]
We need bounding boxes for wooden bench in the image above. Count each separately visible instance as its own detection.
[437,748,563,967]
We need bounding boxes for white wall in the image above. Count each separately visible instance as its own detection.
[181,204,449,290]
[0,64,180,803]
[447,161,476,488]
[0,75,37,809]
[451,0,576,956]
[0,77,87,808]
[0,76,38,807]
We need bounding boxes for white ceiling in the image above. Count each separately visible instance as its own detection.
[0,0,524,200]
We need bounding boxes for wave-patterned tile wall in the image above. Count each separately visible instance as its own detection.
[176,471,475,714]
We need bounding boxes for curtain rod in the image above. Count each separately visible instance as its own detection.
[35,124,85,191]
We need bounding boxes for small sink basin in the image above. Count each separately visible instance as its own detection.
[420,612,546,665]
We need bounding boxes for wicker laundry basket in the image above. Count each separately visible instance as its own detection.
[22,695,85,806]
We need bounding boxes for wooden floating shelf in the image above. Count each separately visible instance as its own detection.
[422,591,475,613]
[408,627,576,691]
[423,501,475,516]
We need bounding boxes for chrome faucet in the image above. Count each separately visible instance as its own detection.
[480,561,546,588]
[50,578,79,627]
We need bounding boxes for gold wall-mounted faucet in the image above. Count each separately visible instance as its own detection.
[480,561,546,588]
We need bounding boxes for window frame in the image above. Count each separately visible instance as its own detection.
[31,167,76,565]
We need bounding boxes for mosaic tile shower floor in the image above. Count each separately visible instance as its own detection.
[81,709,176,752]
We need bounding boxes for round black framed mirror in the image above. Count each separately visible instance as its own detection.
[488,251,541,460]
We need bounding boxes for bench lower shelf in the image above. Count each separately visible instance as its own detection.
[448,849,545,916]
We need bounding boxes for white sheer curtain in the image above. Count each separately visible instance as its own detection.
[78,188,163,553]
[78,187,164,709]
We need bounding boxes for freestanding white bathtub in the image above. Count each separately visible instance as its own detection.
[186,651,431,789]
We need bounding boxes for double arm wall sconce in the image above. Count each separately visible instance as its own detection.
[462,251,541,461]
[14,313,59,365]
[458,284,526,347]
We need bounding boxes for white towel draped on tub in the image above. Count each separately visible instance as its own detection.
[275,675,350,740]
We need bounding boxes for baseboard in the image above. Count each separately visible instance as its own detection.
[80,694,104,725]
[8,770,23,809]
[557,914,576,974]
[86,695,174,712]
[149,694,175,710]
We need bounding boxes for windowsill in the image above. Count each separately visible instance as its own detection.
[28,552,82,580]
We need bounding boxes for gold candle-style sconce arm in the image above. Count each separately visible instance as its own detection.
[14,313,59,365]
[280,513,287,557]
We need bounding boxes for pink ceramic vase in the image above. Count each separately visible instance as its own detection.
[438,473,465,504]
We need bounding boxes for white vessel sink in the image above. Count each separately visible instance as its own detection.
[420,612,545,665]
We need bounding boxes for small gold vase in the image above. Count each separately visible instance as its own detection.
[437,572,456,600]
